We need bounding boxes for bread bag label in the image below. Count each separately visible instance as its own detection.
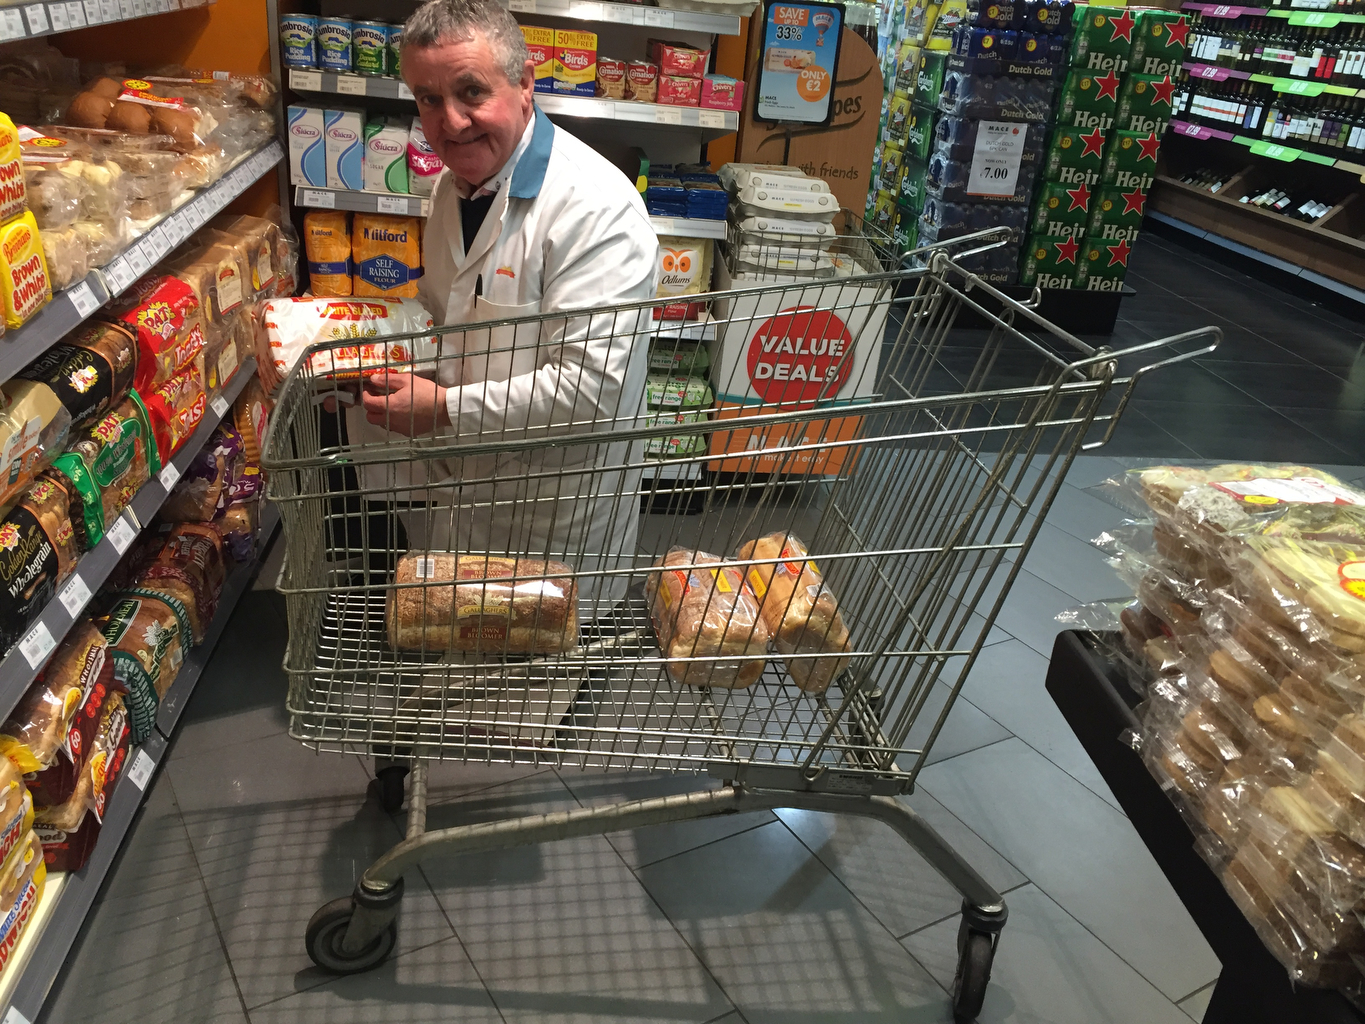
[0,788,32,875]
[1340,561,1365,600]
[0,115,25,224]
[0,212,51,328]
[117,79,188,109]
[0,506,57,651]
[0,845,44,972]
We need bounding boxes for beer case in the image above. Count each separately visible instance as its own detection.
[1078,235,1132,290]
[1019,233,1083,289]
[898,158,929,215]
[1043,124,1107,187]
[1087,184,1146,242]
[1102,129,1160,191]
[886,92,914,145]
[892,205,919,252]
[904,103,938,161]
[1055,69,1120,132]
[1069,6,1134,71]
[1129,9,1188,77]
[1029,179,1091,238]
[1115,73,1175,135]
[879,140,906,193]
[918,49,950,100]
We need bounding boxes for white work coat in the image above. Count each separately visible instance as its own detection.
[348,108,658,619]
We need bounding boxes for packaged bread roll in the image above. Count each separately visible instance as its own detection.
[137,522,226,641]
[386,553,579,654]
[14,321,137,428]
[737,532,851,693]
[0,622,111,774]
[645,547,769,688]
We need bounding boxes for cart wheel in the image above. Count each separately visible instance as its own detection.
[951,930,995,1022]
[306,898,397,974]
[376,765,407,812]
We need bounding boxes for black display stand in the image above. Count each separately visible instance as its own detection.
[1044,630,1365,1024]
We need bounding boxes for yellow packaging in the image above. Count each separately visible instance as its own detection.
[351,213,420,299]
[0,115,24,225]
[304,210,352,297]
[0,212,51,328]
[522,26,556,89]
[553,29,598,95]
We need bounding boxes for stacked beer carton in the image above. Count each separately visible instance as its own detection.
[1021,5,1188,291]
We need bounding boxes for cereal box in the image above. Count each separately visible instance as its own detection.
[553,29,597,96]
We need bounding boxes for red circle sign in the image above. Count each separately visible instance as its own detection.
[745,305,854,407]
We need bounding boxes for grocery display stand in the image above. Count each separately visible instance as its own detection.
[0,0,213,44]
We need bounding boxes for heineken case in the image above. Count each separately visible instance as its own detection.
[1087,185,1146,243]
[1019,233,1083,289]
[1029,179,1092,238]
[1055,69,1120,131]
[1069,6,1135,71]
[1129,10,1188,78]
[1044,124,1108,187]
[1078,235,1132,290]
[1103,129,1161,190]
[1115,73,1175,134]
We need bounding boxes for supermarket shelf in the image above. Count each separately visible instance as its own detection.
[0,361,260,732]
[650,313,717,340]
[651,215,726,238]
[0,140,285,387]
[0,0,210,42]
[537,93,738,135]
[1183,2,1365,20]
[294,186,430,217]
[154,502,279,735]
[1181,2,1269,16]
[1167,119,1365,175]
[2,728,169,1023]
[1169,118,1240,143]
[503,0,741,35]
[1184,60,1365,96]
[1183,60,1252,82]
[287,68,414,100]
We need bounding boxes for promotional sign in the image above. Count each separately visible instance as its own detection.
[966,121,1027,197]
[755,0,845,126]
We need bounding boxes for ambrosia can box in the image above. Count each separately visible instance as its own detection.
[553,29,597,96]
[522,26,555,93]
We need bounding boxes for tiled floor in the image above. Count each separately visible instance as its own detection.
[38,232,1365,1023]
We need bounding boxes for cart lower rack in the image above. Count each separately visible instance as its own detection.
[263,236,1218,1021]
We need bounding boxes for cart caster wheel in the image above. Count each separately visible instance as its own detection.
[375,765,407,812]
[952,930,996,1022]
[305,897,397,974]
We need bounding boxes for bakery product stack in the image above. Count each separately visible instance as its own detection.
[1102,463,1365,993]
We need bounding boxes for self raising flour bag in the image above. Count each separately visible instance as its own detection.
[406,118,442,197]
[352,214,421,298]
[364,117,409,194]
[257,297,435,380]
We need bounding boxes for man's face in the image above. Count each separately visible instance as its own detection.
[403,34,535,188]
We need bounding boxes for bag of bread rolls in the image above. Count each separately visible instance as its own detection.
[0,622,112,775]
[645,547,769,688]
[386,553,579,654]
[136,522,226,642]
[736,532,851,694]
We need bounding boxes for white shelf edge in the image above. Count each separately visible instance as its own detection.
[651,215,726,239]
[293,186,431,218]
[501,0,742,34]
[0,0,213,42]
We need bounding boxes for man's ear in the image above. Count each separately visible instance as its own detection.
[520,58,535,102]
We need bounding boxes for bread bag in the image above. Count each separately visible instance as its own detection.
[51,393,157,549]
[108,275,207,395]
[0,379,71,510]
[737,532,851,693]
[97,589,189,742]
[386,553,579,654]
[0,830,45,973]
[15,321,137,428]
[142,360,207,463]
[0,759,33,874]
[0,484,71,652]
[645,547,769,688]
[32,691,127,835]
[137,522,226,641]
[257,296,436,381]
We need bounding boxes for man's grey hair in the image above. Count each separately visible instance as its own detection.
[401,0,530,86]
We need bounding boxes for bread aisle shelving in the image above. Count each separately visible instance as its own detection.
[0,0,214,44]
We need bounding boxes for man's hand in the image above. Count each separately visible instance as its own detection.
[361,373,451,436]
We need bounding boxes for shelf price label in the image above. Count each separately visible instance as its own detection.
[48,3,70,30]
[698,110,727,129]
[336,75,367,96]
[376,195,408,215]
[1275,78,1324,96]
[159,460,182,490]
[68,280,100,317]
[58,574,93,617]
[301,189,336,209]
[644,7,674,25]
[603,3,642,23]
[568,1,603,17]
[82,0,99,19]
[290,69,322,91]
[126,749,155,791]
[1195,64,1227,79]
[19,622,55,669]
[106,514,137,554]
[654,106,684,125]
[23,3,47,32]
[0,8,25,36]
[210,394,230,419]
[508,0,535,10]
[1287,10,1340,25]
[966,120,1027,198]
[397,82,415,100]
[99,0,117,20]
[65,1,87,25]
[1250,140,1300,161]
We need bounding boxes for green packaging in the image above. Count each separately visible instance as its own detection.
[1115,73,1176,135]
[903,103,937,162]
[646,374,713,409]
[1055,69,1120,132]
[649,343,710,376]
[917,49,949,101]
[1019,234,1083,289]
[898,157,929,215]
[892,205,919,253]
[1044,125,1108,187]
[644,409,708,457]
[1069,5,1134,72]
[1129,9,1189,77]
[52,391,157,550]
[1029,180,1092,238]
[1078,236,1133,290]
[1103,129,1161,190]
[1087,185,1147,242]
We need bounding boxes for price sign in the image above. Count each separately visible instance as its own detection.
[23,4,48,32]
[1287,10,1339,25]
[291,69,322,91]
[83,0,100,22]
[397,82,415,100]
[58,574,93,617]
[126,246,150,276]
[106,514,137,554]
[65,1,86,25]
[19,622,55,669]
[654,106,684,125]
[603,3,640,22]
[569,1,603,17]
[698,109,727,129]
[337,75,367,96]
[0,9,23,36]
[1196,64,1224,79]
[508,0,535,10]
[1277,78,1324,95]
[48,3,69,30]
[131,0,145,15]
[159,460,182,489]
[755,0,844,125]
[69,280,100,317]
[1210,4,1233,15]
[644,7,674,25]
[210,394,230,419]
[376,195,408,214]
[126,749,155,790]
[302,189,336,209]
[967,120,1028,197]
[1251,139,1300,161]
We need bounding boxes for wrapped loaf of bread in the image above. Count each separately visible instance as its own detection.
[645,548,769,689]
[737,532,851,694]
[0,622,110,773]
[387,553,578,654]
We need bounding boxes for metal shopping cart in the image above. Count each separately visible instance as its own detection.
[261,222,1219,1022]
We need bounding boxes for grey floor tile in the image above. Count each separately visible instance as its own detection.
[557,771,776,868]
[176,591,290,726]
[414,773,733,1024]
[989,568,1083,659]
[900,884,1194,1024]
[168,704,291,762]
[38,775,248,1024]
[1178,981,1216,1022]
[903,789,1028,893]
[638,820,954,1024]
[953,639,1117,808]
[247,935,504,1024]
[899,680,1012,768]
[1011,521,1126,604]
[168,730,456,1010]
[919,739,1220,1002]
[1041,482,1129,547]
[701,1014,747,1024]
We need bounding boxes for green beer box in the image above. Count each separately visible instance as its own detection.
[1029,180,1092,239]
[1087,185,1146,242]
[1078,236,1132,290]
[1115,73,1175,135]
[1055,69,1120,132]
[1070,6,1134,73]
[898,157,929,215]
[892,205,919,253]
[917,50,949,103]
[1129,10,1189,78]
[1019,234,1083,289]
[1103,129,1160,190]
[903,103,937,162]
[1044,125,1108,187]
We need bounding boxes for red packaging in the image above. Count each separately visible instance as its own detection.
[110,276,207,395]
[23,660,117,809]
[649,40,710,78]
[657,74,703,107]
[652,301,707,321]
[700,74,745,111]
[32,695,127,872]
[34,815,100,872]
[625,61,659,102]
[596,57,627,98]
[143,361,207,463]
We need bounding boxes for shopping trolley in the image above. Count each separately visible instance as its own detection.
[261,223,1219,1022]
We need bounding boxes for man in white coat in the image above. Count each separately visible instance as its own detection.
[353,0,658,618]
